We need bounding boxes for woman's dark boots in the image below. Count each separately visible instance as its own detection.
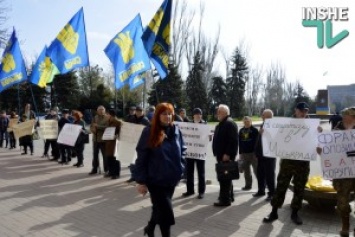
[143,221,155,237]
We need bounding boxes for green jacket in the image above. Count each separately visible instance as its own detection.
[90,114,109,143]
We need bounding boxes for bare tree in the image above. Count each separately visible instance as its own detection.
[183,1,220,93]
[220,46,230,78]
[0,0,9,48]
[200,27,220,91]
[265,63,286,116]
[247,65,263,115]
[171,0,195,71]
[283,81,296,116]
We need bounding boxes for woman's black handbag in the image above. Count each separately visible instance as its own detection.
[76,131,89,145]
[215,161,240,181]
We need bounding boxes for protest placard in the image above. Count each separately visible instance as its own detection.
[57,124,82,147]
[38,120,58,140]
[175,122,212,160]
[12,120,36,139]
[262,117,320,161]
[319,129,355,179]
[102,127,116,140]
[119,122,144,144]
[7,118,18,132]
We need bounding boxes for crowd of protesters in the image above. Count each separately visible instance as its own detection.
[1,101,354,237]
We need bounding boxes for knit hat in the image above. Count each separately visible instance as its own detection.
[193,108,202,115]
[295,102,309,111]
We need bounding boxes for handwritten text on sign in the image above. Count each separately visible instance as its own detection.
[175,122,212,160]
[262,117,320,161]
[319,129,355,179]
[38,120,58,139]
[57,124,82,147]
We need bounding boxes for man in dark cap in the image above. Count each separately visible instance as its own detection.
[263,102,313,225]
[182,108,207,199]
[125,106,137,123]
[135,106,150,126]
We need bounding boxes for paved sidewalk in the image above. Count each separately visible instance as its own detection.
[0,146,345,237]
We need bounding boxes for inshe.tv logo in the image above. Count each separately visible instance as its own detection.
[302,7,349,48]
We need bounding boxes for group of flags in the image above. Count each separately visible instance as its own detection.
[0,0,172,94]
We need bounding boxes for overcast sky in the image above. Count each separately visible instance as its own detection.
[7,0,355,97]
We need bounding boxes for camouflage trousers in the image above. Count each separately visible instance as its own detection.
[333,179,355,216]
[271,159,310,210]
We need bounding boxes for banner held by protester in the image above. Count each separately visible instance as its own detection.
[57,123,82,147]
[38,120,58,140]
[262,117,320,161]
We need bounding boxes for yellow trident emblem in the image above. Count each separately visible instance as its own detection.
[114,31,135,64]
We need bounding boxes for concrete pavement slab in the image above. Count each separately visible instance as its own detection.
[0,141,347,237]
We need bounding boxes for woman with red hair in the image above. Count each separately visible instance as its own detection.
[72,110,87,167]
[135,103,186,237]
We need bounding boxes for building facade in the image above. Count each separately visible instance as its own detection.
[327,84,355,113]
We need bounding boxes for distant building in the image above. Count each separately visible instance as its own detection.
[327,84,355,113]
[316,89,329,115]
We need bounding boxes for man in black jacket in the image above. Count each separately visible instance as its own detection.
[125,106,137,123]
[212,104,239,206]
[239,116,259,191]
[135,106,150,126]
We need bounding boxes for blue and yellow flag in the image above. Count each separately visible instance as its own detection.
[129,71,146,90]
[104,14,151,90]
[142,0,172,79]
[0,29,27,93]
[47,7,89,74]
[29,46,60,88]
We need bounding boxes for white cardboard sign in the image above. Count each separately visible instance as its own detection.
[262,117,320,161]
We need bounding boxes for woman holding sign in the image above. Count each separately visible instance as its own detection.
[72,110,86,168]
[19,114,34,155]
[331,107,355,237]
[135,103,186,237]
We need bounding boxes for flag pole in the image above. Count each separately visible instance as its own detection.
[17,83,20,115]
[29,83,39,116]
